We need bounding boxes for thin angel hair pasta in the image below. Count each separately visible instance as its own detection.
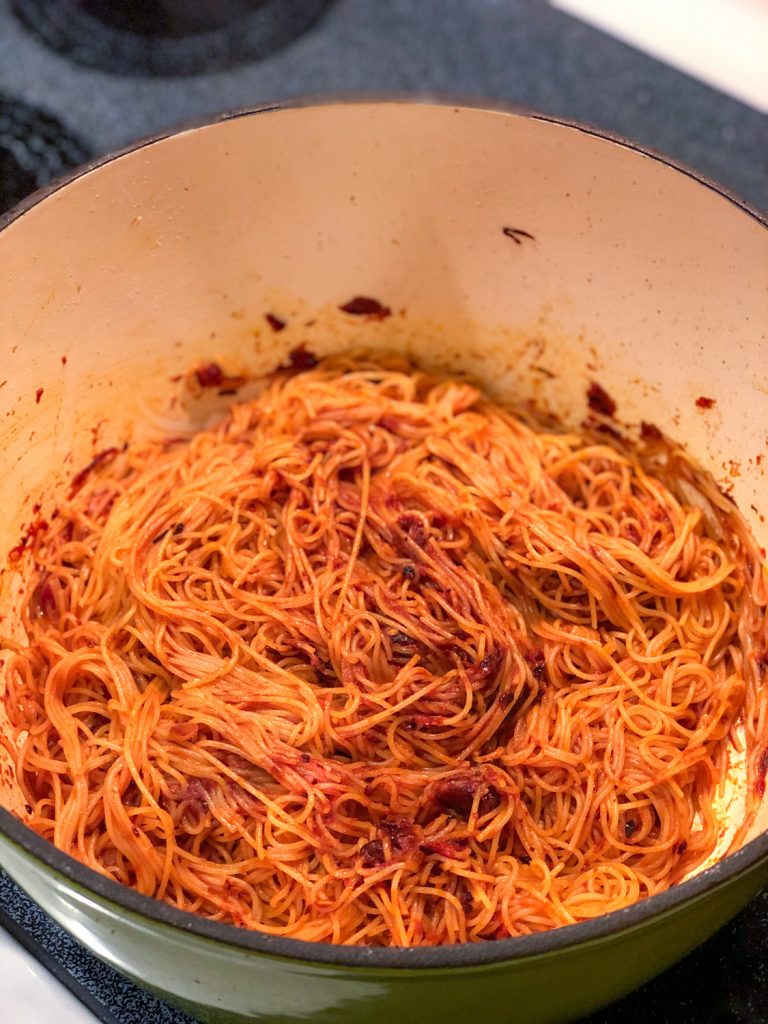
[4,350,767,946]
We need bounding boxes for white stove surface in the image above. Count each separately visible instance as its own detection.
[551,0,768,113]
[0,927,96,1023]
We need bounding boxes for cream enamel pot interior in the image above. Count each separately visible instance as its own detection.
[1,101,767,1024]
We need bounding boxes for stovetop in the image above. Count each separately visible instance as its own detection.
[0,1,766,1022]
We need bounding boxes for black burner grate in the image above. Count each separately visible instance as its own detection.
[12,0,335,77]
[0,97,90,215]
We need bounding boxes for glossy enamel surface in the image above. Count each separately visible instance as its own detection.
[0,101,767,1022]
[2,820,767,1024]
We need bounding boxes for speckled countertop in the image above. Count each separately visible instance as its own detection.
[0,1,767,1022]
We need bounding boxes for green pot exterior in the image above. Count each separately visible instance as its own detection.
[1,828,766,1024]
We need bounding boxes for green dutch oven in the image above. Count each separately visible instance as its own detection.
[1,100,767,1023]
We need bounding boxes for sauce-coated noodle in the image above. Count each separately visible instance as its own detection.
[4,351,768,946]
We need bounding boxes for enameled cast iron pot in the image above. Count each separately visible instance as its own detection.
[1,100,767,1024]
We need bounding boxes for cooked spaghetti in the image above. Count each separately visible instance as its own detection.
[4,350,768,946]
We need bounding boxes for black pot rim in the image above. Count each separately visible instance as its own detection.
[1,95,767,971]
[1,94,766,233]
